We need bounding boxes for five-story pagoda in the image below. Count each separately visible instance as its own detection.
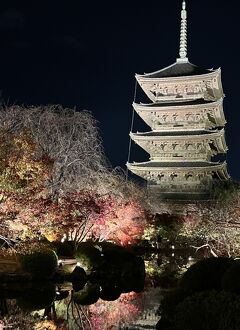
[127,1,229,200]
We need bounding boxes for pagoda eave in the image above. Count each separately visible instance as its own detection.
[136,67,221,82]
[130,129,225,141]
[127,161,228,173]
[133,98,223,111]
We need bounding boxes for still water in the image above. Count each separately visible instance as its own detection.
[0,249,193,330]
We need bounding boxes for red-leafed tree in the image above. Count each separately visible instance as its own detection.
[92,198,147,245]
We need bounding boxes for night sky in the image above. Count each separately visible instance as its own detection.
[0,0,239,180]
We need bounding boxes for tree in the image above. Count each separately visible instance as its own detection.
[175,182,240,257]
[0,105,147,245]
[0,104,108,195]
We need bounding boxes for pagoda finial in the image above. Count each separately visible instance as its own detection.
[178,0,188,62]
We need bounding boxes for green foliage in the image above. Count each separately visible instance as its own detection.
[144,213,183,243]
[180,257,233,294]
[173,290,240,330]
[155,264,183,288]
[20,248,58,278]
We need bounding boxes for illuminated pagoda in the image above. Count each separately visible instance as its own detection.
[127,0,229,200]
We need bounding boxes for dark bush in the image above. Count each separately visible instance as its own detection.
[172,290,240,330]
[180,257,233,294]
[222,260,240,293]
[75,242,103,271]
[120,256,145,293]
[53,240,75,257]
[20,249,58,278]
[159,287,187,322]
[95,241,136,265]
[100,285,121,301]
[69,266,87,291]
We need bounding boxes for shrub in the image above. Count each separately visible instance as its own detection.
[53,240,75,257]
[159,287,187,322]
[173,291,240,330]
[20,248,58,278]
[99,285,121,301]
[180,257,233,294]
[75,242,103,271]
[222,260,240,293]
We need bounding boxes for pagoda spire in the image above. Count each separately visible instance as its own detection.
[178,0,188,62]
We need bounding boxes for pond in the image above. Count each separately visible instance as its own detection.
[0,243,196,330]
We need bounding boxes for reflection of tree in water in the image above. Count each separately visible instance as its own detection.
[0,291,143,329]
[66,299,92,330]
[0,300,42,329]
[87,292,143,330]
[53,291,143,330]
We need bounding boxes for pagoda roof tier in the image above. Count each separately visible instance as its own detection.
[136,61,213,79]
[131,128,227,159]
[136,66,223,103]
[127,161,229,180]
[133,98,226,130]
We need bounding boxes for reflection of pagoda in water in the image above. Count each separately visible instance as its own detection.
[127,1,229,201]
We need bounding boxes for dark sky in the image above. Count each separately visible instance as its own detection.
[0,0,239,180]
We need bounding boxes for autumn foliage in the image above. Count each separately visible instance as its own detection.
[0,105,146,245]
